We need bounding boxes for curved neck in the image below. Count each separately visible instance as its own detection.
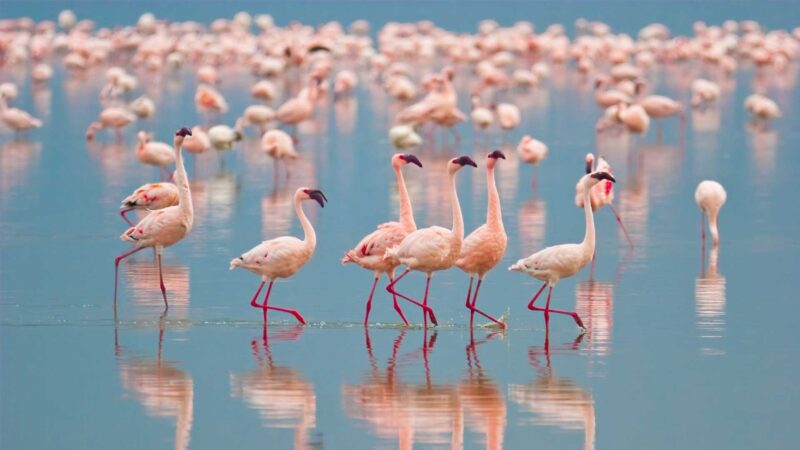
[450,170,464,239]
[486,164,503,230]
[394,164,416,231]
[174,140,193,224]
[295,196,316,249]
[580,178,595,256]
[708,210,720,245]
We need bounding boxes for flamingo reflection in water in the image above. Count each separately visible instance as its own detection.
[343,329,467,449]
[230,326,320,450]
[115,314,193,450]
[696,246,726,356]
[459,331,507,450]
[509,326,595,450]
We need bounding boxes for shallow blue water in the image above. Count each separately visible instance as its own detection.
[2,2,800,449]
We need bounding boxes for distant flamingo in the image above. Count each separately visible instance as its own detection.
[510,171,617,328]
[342,153,423,326]
[229,187,328,324]
[182,126,210,155]
[119,182,179,226]
[389,125,422,149]
[0,96,42,136]
[455,150,508,328]
[744,94,781,129]
[195,84,228,115]
[276,78,320,129]
[136,131,176,178]
[386,156,477,327]
[638,94,684,133]
[576,154,633,247]
[496,103,521,131]
[115,128,194,309]
[517,135,548,188]
[86,106,136,141]
[240,105,275,134]
[261,129,299,179]
[470,96,494,130]
[695,180,726,246]
[129,95,156,120]
[691,79,721,108]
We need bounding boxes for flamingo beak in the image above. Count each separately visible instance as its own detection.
[400,154,423,167]
[454,155,477,167]
[308,189,327,207]
[590,172,616,183]
[488,150,506,159]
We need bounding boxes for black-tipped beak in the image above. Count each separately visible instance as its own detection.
[400,154,423,167]
[585,159,592,174]
[488,150,506,160]
[308,45,331,53]
[454,155,477,167]
[591,172,616,183]
[176,127,192,137]
[308,189,327,207]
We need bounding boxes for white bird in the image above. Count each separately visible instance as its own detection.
[695,180,727,246]
[208,122,242,151]
[129,96,156,119]
[229,188,328,324]
[389,124,422,149]
[385,155,477,327]
[509,171,617,329]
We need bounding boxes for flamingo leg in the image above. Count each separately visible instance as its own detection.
[470,279,506,328]
[364,276,379,327]
[248,280,266,309]
[607,204,634,247]
[701,211,706,244]
[156,252,168,310]
[261,282,306,324]
[387,274,409,326]
[386,268,438,325]
[464,276,474,311]
[114,246,146,303]
[529,284,585,328]
[526,283,548,310]
[119,208,135,226]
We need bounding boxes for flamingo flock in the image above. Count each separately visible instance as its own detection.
[7,11,791,333]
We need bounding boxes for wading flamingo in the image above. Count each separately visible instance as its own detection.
[115,128,194,309]
[0,96,42,136]
[136,131,176,178]
[385,155,477,327]
[509,171,617,329]
[229,187,328,325]
[517,135,548,189]
[695,180,726,246]
[455,150,508,328]
[119,182,179,226]
[342,153,423,326]
[576,154,633,247]
[86,106,136,141]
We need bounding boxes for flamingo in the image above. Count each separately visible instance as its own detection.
[251,80,277,102]
[695,180,727,246]
[195,84,228,115]
[229,187,328,325]
[136,131,176,178]
[471,97,494,130]
[240,105,275,134]
[86,106,136,141]
[208,122,242,151]
[496,103,521,131]
[744,94,781,129]
[119,182,179,226]
[389,125,422,149]
[0,96,42,136]
[517,135,548,188]
[182,126,211,155]
[342,153,423,326]
[509,170,617,329]
[276,78,320,128]
[334,70,358,96]
[691,79,721,108]
[114,128,194,309]
[455,150,508,328]
[638,94,684,128]
[576,154,633,247]
[261,129,299,179]
[385,155,477,327]
[129,95,156,119]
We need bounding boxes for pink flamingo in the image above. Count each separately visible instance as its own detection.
[276,78,321,129]
[0,95,42,136]
[182,126,210,155]
[455,150,508,328]
[385,156,477,327]
[114,128,194,309]
[509,171,618,329]
[342,153,423,326]
[695,180,726,246]
[194,84,228,115]
[637,94,684,135]
[496,103,521,131]
[119,182,179,226]
[576,154,633,247]
[517,135,548,188]
[86,106,136,141]
[136,131,176,179]
[229,187,328,324]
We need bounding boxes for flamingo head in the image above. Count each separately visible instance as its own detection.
[586,171,616,189]
[396,153,422,168]
[487,149,505,168]
[175,127,192,137]
[301,188,328,207]
[449,155,477,173]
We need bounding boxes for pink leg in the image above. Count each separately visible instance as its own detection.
[470,279,506,329]
[529,284,585,328]
[387,274,409,326]
[607,204,634,247]
[261,282,306,324]
[120,208,135,226]
[364,277,379,327]
[259,281,274,322]
[422,274,433,328]
[249,280,266,309]
[701,211,706,244]
[386,269,438,325]
[157,252,168,310]
[526,283,548,310]
[114,246,146,303]
[464,276,474,311]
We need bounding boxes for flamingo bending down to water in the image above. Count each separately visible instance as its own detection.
[115,128,194,308]
[576,153,633,247]
[342,153,423,326]
[229,187,328,325]
[695,180,726,246]
[455,150,508,328]
[510,171,617,329]
[119,182,179,226]
[86,107,136,141]
[385,155,477,327]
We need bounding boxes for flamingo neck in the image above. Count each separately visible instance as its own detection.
[580,177,595,257]
[450,170,464,239]
[295,195,316,250]
[395,164,416,231]
[174,140,193,226]
[708,210,720,245]
[486,164,503,230]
